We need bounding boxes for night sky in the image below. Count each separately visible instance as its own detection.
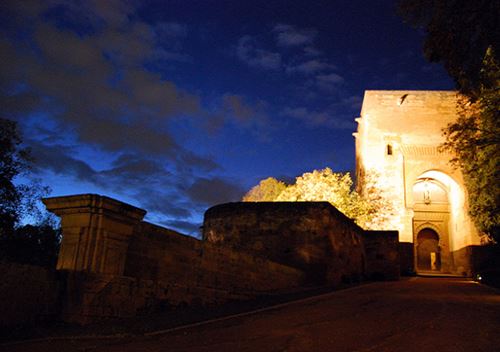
[1,0,453,236]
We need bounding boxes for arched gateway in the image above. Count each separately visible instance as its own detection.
[354,90,483,275]
[416,228,440,271]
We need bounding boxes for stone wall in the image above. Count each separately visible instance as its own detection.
[0,262,60,328]
[362,231,400,280]
[63,249,304,324]
[43,195,306,324]
[452,244,500,277]
[126,222,305,295]
[66,221,305,323]
[38,194,401,325]
[399,242,415,275]
[203,202,366,285]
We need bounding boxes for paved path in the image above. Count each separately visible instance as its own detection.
[4,277,500,352]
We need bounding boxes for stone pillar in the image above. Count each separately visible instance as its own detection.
[43,194,146,276]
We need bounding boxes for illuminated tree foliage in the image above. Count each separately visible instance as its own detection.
[356,170,398,231]
[242,177,287,202]
[243,168,393,230]
[399,1,500,241]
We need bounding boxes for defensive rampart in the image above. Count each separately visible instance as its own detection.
[43,194,306,324]
[1,193,402,327]
[203,202,368,285]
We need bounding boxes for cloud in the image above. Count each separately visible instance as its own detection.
[286,59,335,74]
[340,95,362,110]
[236,35,281,70]
[137,189,193,219]
[282,107,329,126]
[221,94,269,128]
[316,73,345,85]
[88,0,135,27]
[27,139,206,231]
[160,219,202,237]
[30,142,98,182]
[303,46,322,57]
[29,142,172,190]
[151,22,191,64]
[101,154,170,180]
[2,1,260,233]
[186,177,245,206]
[0,1,204,163]
[222,94,255,124]
[176,151,219,173]
[315,73,345,91]
[273,24,317,47]
[282,106,354,129]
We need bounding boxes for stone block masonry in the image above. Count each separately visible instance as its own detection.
[203,202,367,286]
[43,194,306,324]
[9,193,403,325]
[355,91,482,275]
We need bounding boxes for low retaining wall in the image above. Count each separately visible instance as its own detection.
[398,242,415,275]
[362,231,400,280]
[25,194,403,325]
[42,195,306,324]
[127,222,305,296]
[0,262,60,328]
[452,244,500,277]
[203,202,367,285]
[63,223,305,324]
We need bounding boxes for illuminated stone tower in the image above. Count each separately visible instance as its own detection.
[354,91,482,275]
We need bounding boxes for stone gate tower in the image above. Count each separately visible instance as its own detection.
[354,91,482,275]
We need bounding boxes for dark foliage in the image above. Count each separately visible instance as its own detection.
[0,118,31,234]
[0,224,61,268]
[398,0,499,99]
[0,118,60,267]
[442,50,500,241]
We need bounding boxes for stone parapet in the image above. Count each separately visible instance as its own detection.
[43,194,146,275]
[39,195,403,325]
[203,202,366,285]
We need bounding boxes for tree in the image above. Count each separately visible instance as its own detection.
[399,1,500,242]
[243,168,393,229]
[398,0,499,99]
[0,118,32,235]
[276,168,363,219]
[242,177,288,201]
[0,223,61,268]
[0,118,59,267]
[441,49,500,241]
[356,170,398,231]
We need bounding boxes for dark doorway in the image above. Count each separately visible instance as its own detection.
[417,228,441,271]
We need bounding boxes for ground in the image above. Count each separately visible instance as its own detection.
[3,277,499,352]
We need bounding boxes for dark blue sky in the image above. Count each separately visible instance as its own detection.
[0,0,453,236]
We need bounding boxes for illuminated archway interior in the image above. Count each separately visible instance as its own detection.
[412,170,468,273]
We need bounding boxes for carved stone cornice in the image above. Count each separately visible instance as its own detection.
[400,144,452,157]
[413,211,448,221]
